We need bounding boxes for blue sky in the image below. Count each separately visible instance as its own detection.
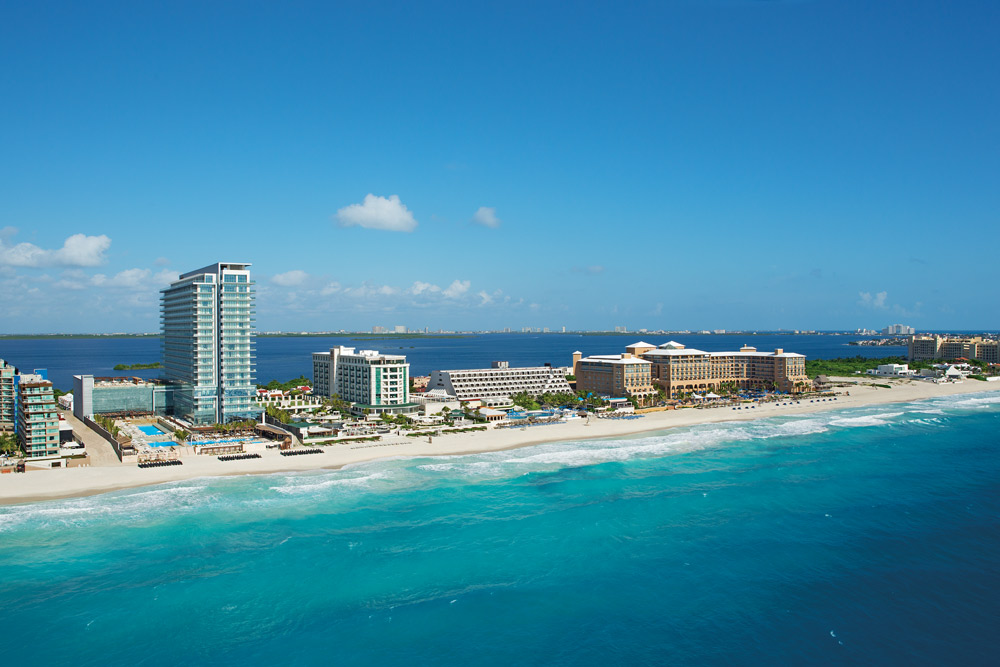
[1,0,998,333]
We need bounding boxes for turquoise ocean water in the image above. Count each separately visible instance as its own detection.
[2,392,999,665]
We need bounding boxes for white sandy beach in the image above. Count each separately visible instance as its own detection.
[2,378,997,506]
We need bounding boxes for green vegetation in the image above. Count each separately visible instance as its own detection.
[0,333,160,340]
[805,356,949,379]
[539,391,585,407]
[113,362,162,370]
[379,413,412,427]
[969,374,987,381]
[94,414,122,439]
[0,432,23,456]
[322,394,352,414]
[258,376,311,392]
[511,392,540,411]
[264,404,292,424]
[511,390,588,411]
[212,420,257,433]
[174,429,189,441]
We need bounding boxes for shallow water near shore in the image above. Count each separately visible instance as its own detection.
[2,394,999,665]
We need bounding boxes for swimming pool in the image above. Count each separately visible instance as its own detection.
[137,424,167,437]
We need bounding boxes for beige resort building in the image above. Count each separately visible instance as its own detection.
[572,352,655,400]
[577,341,809,400]
[908,335,999,364]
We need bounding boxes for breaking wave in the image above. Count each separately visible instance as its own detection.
[3,391,999,529]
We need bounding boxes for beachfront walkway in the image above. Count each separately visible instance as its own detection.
[59,408,124,467]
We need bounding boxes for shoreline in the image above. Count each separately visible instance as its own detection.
[2,379,998,507]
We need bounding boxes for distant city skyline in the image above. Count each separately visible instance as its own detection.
[2,2,999,333]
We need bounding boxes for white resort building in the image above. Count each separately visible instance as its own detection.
[312,346,413,415]
[427,361,572,401]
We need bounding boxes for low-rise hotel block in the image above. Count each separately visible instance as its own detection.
[72,375,175,420]
[427,361,572,401]
[577,341,810,399]
[312,346,412,415]
[908,335,1000,364]
[572,352,655,400]
[638,342,809,397]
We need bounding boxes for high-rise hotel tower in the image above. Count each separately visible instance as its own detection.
[161,262,258,424]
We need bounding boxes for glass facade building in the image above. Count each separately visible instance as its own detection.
[72,375,175,419]
[161,262,258,425]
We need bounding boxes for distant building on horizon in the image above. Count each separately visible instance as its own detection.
[882,324,915,335]
[161,262,258,425]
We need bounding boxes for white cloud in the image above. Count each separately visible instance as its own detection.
[92,268,151,289]
[321,281,342,296]
[55,234,112,266]
[272,270,309,287]
[53,278,86,291]
[52,266,176,292]
[112,268,150,288]
[0,232,111,267]
[410,281,441,295]
[442,279,470,298]
[153,269,179,286]
[0,226,17,240]
[472,206,501,228]
[344,283,399,298]
[859,290,888,309]
[154,256,171,266]
[0,241,49,267]
[477,290,493,305]
[335,194,418,232]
